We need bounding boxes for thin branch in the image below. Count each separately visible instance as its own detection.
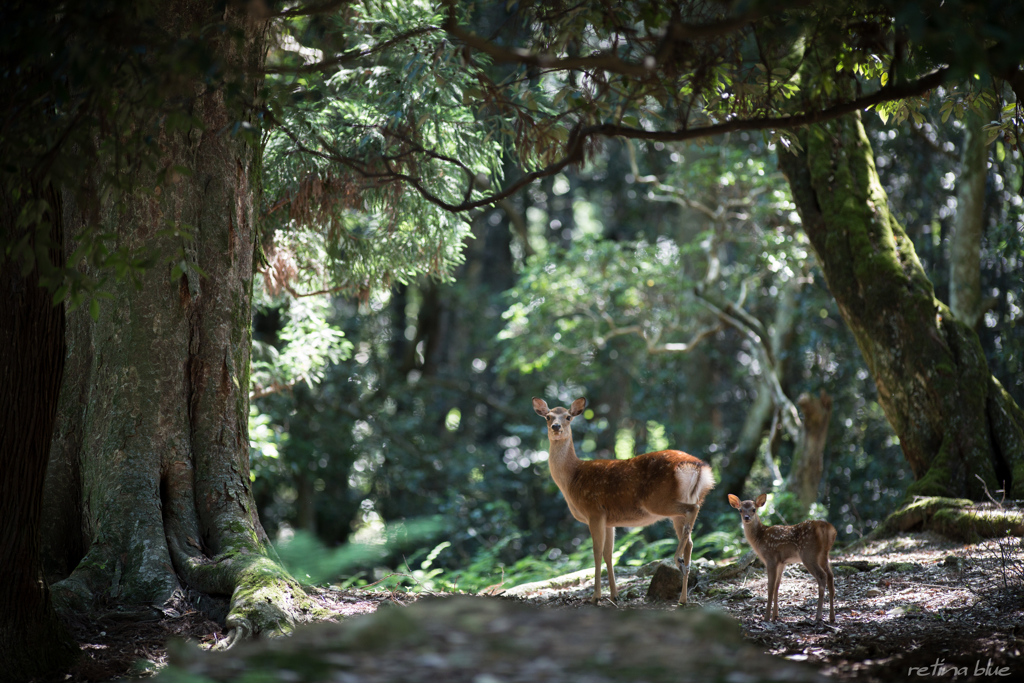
[412,66,950,212]
[268,1,357,19]
[645,323,721,354]
[264,26,442,75]
[694,293,802,440]
[262,61,950,215]
[582,66,951,143]
[626,139,721,220]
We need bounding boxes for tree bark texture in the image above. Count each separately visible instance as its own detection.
[42,2,309,639]
[949,109,988,330]
[784,391,834,514]
[1,184,79,681]
[779,113,1024,500]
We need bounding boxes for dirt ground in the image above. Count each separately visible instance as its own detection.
[62,531,1024,681]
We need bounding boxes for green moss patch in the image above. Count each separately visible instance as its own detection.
[879,496,1023,542]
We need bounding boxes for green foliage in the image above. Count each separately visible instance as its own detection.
[497,138,807,382]
[260,0,507,294]
[251,289,353,398]
[431,527,742,594]
[498,237,701,377]
[249,406,288,484]
[273,517,441,586]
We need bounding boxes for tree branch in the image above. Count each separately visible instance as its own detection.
[262,60,950,215]
[264,26,442,75]
[694,292,802,440]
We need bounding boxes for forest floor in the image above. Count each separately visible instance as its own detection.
[63,531,1024,682]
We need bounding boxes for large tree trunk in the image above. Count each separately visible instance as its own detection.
[779,113,1024,500]
[1,183,79,681]
[42,2,309,641]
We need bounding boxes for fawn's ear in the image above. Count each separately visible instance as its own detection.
[754,493,768,508]
[532,397,550,417]
[569,397,587,416]
[728,494,742,509]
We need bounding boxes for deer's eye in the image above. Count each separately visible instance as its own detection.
[566,416,573,421]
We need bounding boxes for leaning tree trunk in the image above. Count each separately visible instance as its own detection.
[42,2,309,641]
[949,109,989,330]
[0,183,79,681]
[779,112,1024,500]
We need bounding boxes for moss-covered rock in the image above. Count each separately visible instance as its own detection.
[881,497,975,534]
[878,497,1024,542]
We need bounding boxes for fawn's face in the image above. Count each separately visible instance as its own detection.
[533,397,586,442]
[728,493,767,525]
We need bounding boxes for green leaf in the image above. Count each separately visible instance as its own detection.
[89,298,100,321]
[52,283,69,306]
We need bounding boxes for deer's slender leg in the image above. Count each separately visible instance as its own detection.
[602,526,617,600]
[672,515,695,604]
[588,518,606,604]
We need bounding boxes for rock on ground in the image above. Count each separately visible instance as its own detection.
[161,595,826,683]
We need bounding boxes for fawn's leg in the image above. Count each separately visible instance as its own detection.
[803,559,827,623]
[803,547,836,624]
[588,518,606,604]
[603,526,617,600]
[764,562,780,621]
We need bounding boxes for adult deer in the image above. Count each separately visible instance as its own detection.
[533,397,714,604]
[728,493,836,624]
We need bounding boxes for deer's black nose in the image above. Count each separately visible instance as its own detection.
[551,423,561,432]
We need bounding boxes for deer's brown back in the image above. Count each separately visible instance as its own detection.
[567,451,709,522]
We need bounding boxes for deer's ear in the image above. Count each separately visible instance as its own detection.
[755,493,768,508]
[569,397,587,416]
[532,397,550,417]
[728,494,741,509]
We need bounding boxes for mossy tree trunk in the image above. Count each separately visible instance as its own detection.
[1,183,79,681]
[41,2,310,640]
[779,113,1024,500]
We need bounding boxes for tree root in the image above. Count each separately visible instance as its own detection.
[879,496,1024,543]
